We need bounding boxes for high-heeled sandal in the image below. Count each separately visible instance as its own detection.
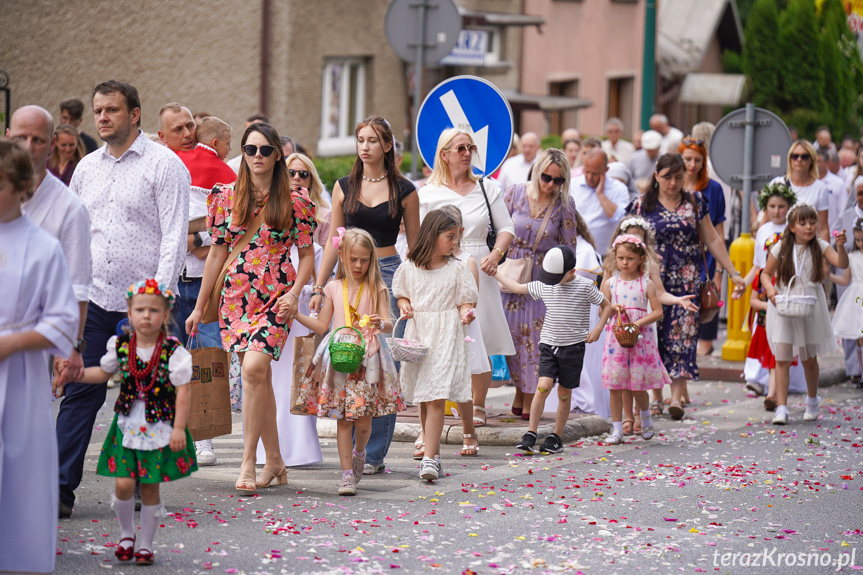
[114,536,135,562]
[235,470,257,493]
[255,466,288,488]
[472,406,487,427]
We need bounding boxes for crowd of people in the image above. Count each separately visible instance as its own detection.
[2,78,860,572]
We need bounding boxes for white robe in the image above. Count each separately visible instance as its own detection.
[0,216,78,574]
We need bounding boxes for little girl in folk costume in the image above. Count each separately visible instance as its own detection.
[600,234,671,445]
[65,279,198,566]
[289,228,402,496]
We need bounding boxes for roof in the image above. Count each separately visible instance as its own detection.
[658,0,743,81]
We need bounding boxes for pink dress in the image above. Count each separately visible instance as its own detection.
[601,274,671,391]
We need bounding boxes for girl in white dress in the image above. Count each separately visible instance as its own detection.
[393,209,479,481]
[762,203,848,424]
[830,219,863,374]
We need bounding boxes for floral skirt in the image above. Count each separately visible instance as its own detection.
[601,308,671,391]
[96,415,197,483]
[294,334,404,420]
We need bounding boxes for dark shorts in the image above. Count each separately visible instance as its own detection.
[538,342,585,390]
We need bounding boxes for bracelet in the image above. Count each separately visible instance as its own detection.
[286,292,299,301]
[496,247,505,257]
[731,270,740,276]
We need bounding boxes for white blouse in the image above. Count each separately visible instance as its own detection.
[418,178,515,246]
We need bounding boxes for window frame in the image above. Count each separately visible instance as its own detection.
[318,58,367,157]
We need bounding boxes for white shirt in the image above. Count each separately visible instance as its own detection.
[227,154,243,174]
[70,131,191,311]
[628,149,658,182]
[753,221,786,269]
[497,153,536,192]
[833,204,863,252]
[770,176,829,212]
[821,171,847,228]
[526,276,604,346]
[570,174,630,255]
[184,179,213,278]
[601,139,636,164]
[660,126,684,154]
[22,172,93,302]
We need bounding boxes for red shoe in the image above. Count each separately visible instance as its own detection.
[134,549,154,566]
[114,537,135,561]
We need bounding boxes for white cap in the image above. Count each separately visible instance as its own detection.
[607,162,631,184]
[641,130,662,150]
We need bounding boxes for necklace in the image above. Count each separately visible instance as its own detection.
[127,331,165,399]
[362,171,387,183]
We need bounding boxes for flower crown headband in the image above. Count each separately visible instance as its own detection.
[786,201,814,224]
[127,279,175,309]
[612,233,646,249]
[757,182,797,211]
[620,217,651,236]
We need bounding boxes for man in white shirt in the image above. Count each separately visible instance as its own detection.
[56,81,190,518]
[570,149,630,255]
[227,113,270,173]
[7,105,92,382]
[601,117,635,164]
[650,114,684,154]
[497,131,539,191]
[817,148,847,228]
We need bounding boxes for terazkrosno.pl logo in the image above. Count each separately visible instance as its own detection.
[712,548,856,570]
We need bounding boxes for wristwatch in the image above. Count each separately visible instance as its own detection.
[192,232,203,247]
[74,338,87,354]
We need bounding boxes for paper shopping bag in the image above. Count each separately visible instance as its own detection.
[188,346,233,440]
[290,334,318,415]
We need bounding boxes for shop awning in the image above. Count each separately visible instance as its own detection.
[679,73,750,106]
[502,91,593,112]
[458,9,544,28]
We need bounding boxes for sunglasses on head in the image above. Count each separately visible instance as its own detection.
[242,144,276,157]
[682,138,705,146]
[450,144,477,155]
[790,153,811,161]
[289,169,311,179]
[540,173,566,186]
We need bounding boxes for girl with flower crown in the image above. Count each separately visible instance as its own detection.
[58,279,198,566]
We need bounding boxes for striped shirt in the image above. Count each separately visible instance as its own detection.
[527,276,604,346]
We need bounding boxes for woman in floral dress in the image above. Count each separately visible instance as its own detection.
[626,154,744,420]
[187,123,316,492]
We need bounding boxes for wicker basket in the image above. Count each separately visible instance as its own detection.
[775,277,816,318]
[328,326,365,373]
[612,311,639,348]
[388,317,429,363]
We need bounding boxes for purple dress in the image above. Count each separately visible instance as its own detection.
[502,184,579,393]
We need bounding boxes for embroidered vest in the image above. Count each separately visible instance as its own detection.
[114,333,181,423]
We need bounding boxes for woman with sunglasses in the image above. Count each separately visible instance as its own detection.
[286,152,332,247]
[310,115,419,476]
[187,123,317,492]
[770,140,829,241]
[500,149,580,419]
[418,127,516,426]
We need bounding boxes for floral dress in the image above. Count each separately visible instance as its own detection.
[626,192,708,380]
[207,184,316,359]
[501,184,579,393]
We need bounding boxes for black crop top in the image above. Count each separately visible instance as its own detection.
[340,176,416,247]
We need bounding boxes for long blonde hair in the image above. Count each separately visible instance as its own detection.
[527,148,570,204]
[426,128,481,187]
[335,228,386,318]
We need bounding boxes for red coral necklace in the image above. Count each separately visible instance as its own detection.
[127,331,164,399]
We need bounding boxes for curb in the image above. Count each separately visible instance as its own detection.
[696,362,848,387]
[315,415,610,446]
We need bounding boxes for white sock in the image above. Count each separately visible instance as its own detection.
[612,421,623,433]
[138,503,161,552]
[776,405,789,415]
[806,395,820,407]
[113,495,135,546]
[640,409,653,428]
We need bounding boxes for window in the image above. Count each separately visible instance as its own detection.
[549,79,580,135]
[318,58,366,156]
[607,76,635,137]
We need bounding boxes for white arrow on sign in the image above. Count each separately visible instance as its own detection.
[439,89,489,174]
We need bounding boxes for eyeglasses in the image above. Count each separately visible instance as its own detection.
[790,153,811,161]
[682,138,705,146]
[540,173,567,186]
[289,169,311,179]
[450,144,477,155]
[242,144,276,157]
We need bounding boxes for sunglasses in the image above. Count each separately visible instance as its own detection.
[450,144,477,155]
[289,169,311,179]
[540,173,566,186]
[242,144,276,157]
[682,138,705,146]
[790,153,811,161]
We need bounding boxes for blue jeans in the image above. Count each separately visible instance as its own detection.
[172,277,221,349]
[57,302,127,508]
[364,254,402,466]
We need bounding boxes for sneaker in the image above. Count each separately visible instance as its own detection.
[604,430,625,445]
[338,471,357,496]
[363,463,385,475]
[772,408,788,425]
[352,450,366,485]
[419,458,441,481]
[517,431,537,454]
[58,500,73,519]
[745,381,764,396]
[539,433,563,454]
[195,439,217,466]
[803,396,820,421]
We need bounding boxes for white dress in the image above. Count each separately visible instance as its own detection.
[392,260,478,403]
[454,250,491,374]
[418,179,516,356]
[832,251,863,339]
[256,244,323,466]
[766,239,836,362]
[0,216,78,574]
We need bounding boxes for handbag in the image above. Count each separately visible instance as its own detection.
[201,208,267,324]
[775,246,817,318]
[478,177,506,264]
[692,192,722,324]
[498,194,554,293]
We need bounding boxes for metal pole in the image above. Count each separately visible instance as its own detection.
[640,0,656,130]
[741,102,754,234]
[410,1,428,180]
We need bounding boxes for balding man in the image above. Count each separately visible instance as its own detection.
[6,105,92,380]
[601,118,636,164]
[561,127,582,144]
[570,150,630,255]
[158,103,197,152]
[497,131,540,191]
[649,114,684,154]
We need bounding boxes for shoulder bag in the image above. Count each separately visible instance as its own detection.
[478,178,507,264]
[201,208,267,324]
[692,192,722,324]
[498,193,555,293]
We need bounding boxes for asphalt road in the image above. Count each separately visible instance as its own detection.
[54,378,863,574]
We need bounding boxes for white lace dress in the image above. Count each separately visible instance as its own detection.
[832,251,863,339]
[392,259,478,403]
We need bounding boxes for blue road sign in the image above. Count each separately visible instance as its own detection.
[416,75,514,176]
